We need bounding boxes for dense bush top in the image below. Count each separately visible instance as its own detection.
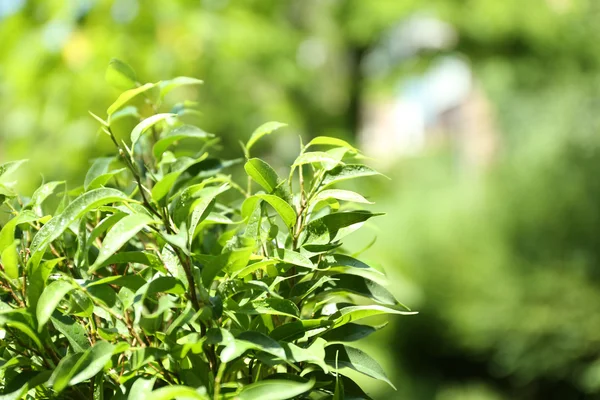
[0,60,413,400]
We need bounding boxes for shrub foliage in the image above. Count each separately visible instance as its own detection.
[0,60,413,399]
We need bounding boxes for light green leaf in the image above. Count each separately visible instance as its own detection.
[302,211,383,246]
[237,378,315,400]
[147,385,209,400]
[89,213,159,273]
[0,159,27,183]
[244,158,280,193]
[159,76,204,97]
[28,188,130,281]
[282,338,328,372]
[273,248,314,269]
[319,254,387,286]
[49,352,84,392]
[292,151,342,171]
[127,377,157,400]
[1,240,20,280]
[106,58,137,90]
[69,341,119,386]
[0,210,37,253]
[306,136,358,152]
[312,189,373,206]
[325,344,395,389]
[36,280,75,331]
[321,165,383,188]
[84,157,114,190]
[229,259,278,279]
[50,314,90,353]
[131,113,176,147]
[0,312,42,349]
[107,82,156,115]
[187,183,230,241]
[221,331,286,363]
[29,181,65,211]
[331,305,416,329]
[239,298,299,319]
[270,319,333,341]
[246,121,287,153]
[242,194,296,228]
[153,125,213,159]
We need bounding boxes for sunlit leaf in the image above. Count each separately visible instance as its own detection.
[246,121,287,154]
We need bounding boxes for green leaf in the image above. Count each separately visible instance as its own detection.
[0,159,27,183]
[229,259,278,279]
[242,194,296,228]
[92,251,163,272]
[153,125,213,159]
[270,319,333,341]
[325,344,395,389]
[107,82,156,115]
[244,158,280,193]
[36,280,75,331]
[127,377,157,400]
[159,76,204,97]
[312,189,373,206]
[319,254,387,285]
[0,312,42,349]
[89,213,158,273]
[292,151,342,171]
[321,165,383,188]
[187,183,230,241]
[69,341,119,386]
[29,181,65,211]
[203,244,255,287]
[51,315,90,353]
[49,352,84,392]
[306,136,358,152]
[331,305,416,329]
[239,298,299,319]
[84,157,114,190]
[0,370,52,400]
[237,378,315,400]
[221,331,286,363]
[302,211,383,246]
[131,113,176,147]
[246,121,287,154]
[147,386,209,400]
[0,210,37,253]
[321,322,387,343]
[273,248,314,269]
[106,58,137,90]
[1,240,20,280]
[28,188,130,287]
[282,338,328,372]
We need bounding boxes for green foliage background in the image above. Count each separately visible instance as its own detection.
[2,0,600,399]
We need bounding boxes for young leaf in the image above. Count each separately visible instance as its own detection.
[153,125,213,159]
[131,113,177,148]
[147,385,209,400]
[306,136,358,152]
[331,305,417,329]
[0,159,27,183]
[242,194,296,228]
[302,211,383,246]
[245,121,287,154]
[325,344,395,389]
[159,76,204,97]
[220,331,286,363]
[312,189,373,206]
[292,151,342,171]
[1,240,20,280]
[237,378,315,400]
[106,58,138,90]
[244,158,280,193]
[89,213,159,273]
[107,82,156,115]
[36,280,76,331]
[321,165,384,188]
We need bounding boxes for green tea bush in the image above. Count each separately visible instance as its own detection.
[0,60,413,400]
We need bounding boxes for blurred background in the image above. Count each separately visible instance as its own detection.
[2,0,600,399]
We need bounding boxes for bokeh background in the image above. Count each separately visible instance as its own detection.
[2,1,600,399]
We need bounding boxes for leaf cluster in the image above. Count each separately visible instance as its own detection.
[0,60,414,400]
